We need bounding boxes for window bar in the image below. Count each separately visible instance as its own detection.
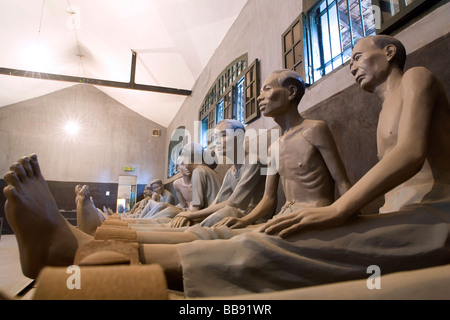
[335,0,345,65]
[316,13,325,77]
[358,0,366,37]
[326,3,334,71]
[399,0,407,11]
[307,22,313,83]
[305,15,313,83]
[306,14,312,81]
[387,0,396,15]
[346,0,355,48]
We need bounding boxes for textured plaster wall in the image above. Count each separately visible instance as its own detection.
[0,84,166,185]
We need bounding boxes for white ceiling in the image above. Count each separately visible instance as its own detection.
[0,0,248,127]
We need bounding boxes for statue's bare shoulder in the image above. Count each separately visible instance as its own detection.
[403,66,434,81]
[400,66,448,123]
[173,178,183,190]
[301,119,333,150]
[401,66,446,103]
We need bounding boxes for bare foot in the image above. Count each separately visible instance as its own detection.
[76,185,103,236]
[3,154,92,279]
[103,206,108,215]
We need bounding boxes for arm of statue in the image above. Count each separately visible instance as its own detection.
[262,68,436,238]
[170,200,235,228]
[188,167,208,211]
[129,201,140,214]
[163,192,176,205]
[152,193,161,202]
[189,203,200,212]
[173,180,188,209]
[214,171,279,229]
[171,162,264,227]
[303,120,352,196]
[130,196,150,215]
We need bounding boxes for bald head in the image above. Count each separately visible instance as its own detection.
[360,35,407,70]
[271,69,306,105]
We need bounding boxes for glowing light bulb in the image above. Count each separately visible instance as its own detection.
[64,121,79,135]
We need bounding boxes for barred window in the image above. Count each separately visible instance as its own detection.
[374,0,437,34]
[303,0,376,84]
[199,54,260,147]
[283,0,437,85]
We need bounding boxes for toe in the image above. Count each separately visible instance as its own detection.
[81,185,90,196]
[9,162,28,182]
[3,171,22,193]
[18,157,33,178]
[3,184,19,200]
[29,154,42,177]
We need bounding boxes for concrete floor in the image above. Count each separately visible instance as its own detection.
[0,235,34,299]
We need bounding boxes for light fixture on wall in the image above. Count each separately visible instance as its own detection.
[62,79,83,137]
[64,120,80,135]
[60,113,83,141]
[63,1,86,139]
[62,73,83,138]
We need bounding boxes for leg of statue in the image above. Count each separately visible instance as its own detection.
[139,244,183,291]
[76,185,103,236]
[3,154,92,279]
[136,230,200,244]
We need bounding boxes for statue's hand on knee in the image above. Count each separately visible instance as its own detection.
[214,217,248,229]
[261,205,351,238]
[170,215,193,228]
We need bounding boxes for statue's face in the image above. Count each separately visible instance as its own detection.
[350,38,391,92]
[257,73,290,117]
[177,162,192,177]
[151,183,164,194]
[143,185,152,197]
[214,122,237,158]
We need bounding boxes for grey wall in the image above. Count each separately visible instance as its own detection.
[0,84,166,185]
